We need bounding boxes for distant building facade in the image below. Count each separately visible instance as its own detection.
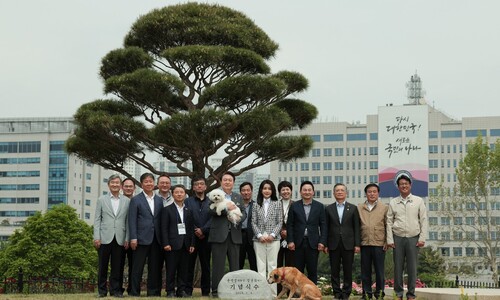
[270,104,500,277]
[0,118,113,240]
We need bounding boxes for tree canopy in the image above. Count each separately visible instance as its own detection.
[0,205,96,278]
[65,3,317,188]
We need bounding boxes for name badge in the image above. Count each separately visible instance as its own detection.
[178,223,186,235]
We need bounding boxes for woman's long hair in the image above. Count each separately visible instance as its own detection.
[256,179,278,207]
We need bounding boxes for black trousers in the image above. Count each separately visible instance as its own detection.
[239,229,257,271]
[97,237,125,296]
[186,237,211,295]
[119,247,134,294]
[211,235,240,293]
[165,247,190,295]
[329,241,355,299]
[129,238,162,296]
[293,237,319,284]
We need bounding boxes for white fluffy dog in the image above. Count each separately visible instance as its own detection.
[208,189,243,226]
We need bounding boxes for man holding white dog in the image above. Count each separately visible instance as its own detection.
[209,171,247,298]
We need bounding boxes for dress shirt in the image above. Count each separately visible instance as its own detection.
[144,192,155,214]
[111,194,120,215]
[303,200,312,236]
[366,200,377,212]
[263,198,271,217]
[242,202,251,229]
[175,202,184,223]
[336,201,345,224]
[281,199,291,223]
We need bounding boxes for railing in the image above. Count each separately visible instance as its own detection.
[1,268,97,294]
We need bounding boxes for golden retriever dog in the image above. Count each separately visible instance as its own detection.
[267,267,322,300]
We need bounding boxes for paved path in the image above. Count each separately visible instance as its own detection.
[386,287,500,299]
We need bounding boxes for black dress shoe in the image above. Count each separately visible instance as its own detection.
[114,293,124,298]
[166,292,175,298]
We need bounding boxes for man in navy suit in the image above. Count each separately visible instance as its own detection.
[325,183,361,300]
[239,181,257,271]
[286,181,326,284]
[128,173,163,296]
[161,184,195,298]
[185,176,212,297]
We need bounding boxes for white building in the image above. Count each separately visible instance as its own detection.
[0,118,114,240]
[270,77,500,278]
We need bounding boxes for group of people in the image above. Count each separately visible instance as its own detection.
[93,171,427,300]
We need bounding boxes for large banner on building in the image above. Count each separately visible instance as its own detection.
[378,105,428,197]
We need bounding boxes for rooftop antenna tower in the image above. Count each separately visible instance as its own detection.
[406,71,425,105]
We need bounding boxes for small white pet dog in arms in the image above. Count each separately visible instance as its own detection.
[208,189,243,226]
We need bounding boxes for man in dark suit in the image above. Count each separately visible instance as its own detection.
[161,184,195,298]
[185,176,212,297]
[128,173,163,297]
[239,182,257,271]
[209,171,247,297]
[120,177,135,296]
[286,181,326,284]
[93,174,129,298]
[325,183,361,299]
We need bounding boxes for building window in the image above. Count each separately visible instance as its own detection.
[85,186,91,193]
[323,190,332,198]
[453,247,462,257]
[369,175,377,183]
[334,148,344,156]
[369,161,378,169]
[465,247,475,256]
[429,232,438,240]
[85,199,91,206]
[300,176,309,183]
[429,145,438,153]
[347,134,366,141]
[441,217,450,226]
[429,131,438,138]
[440,248,450,256]
[311,149,321,157]
[466,231,475,240]
[465,129,487,137]
[429,174,438,182]
[323,148,332,156]
[441,130,462,138]
[369,147,378,155]
[323,176,332,184]
[334,176,343,184]
[428,203,438,211]
[453,231,463,240]
[429,217,438,226]
[310,135,320,142]
[312,163,320,171]
[479,217,488,225]
[311,176,320,184]
[490,129,500,136]
[300,163,309,171]
[323,162,332,170]
[334,162,343,170]
[428,160,438,168]
[323,134,343,142]
[85,213,91,220]
[453,217,463,225]
[465,217,475,225]
[369,133,378,140]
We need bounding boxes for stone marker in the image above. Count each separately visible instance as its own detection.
[218,269,274,300]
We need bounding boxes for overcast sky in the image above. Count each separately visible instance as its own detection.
[1,0,499,123]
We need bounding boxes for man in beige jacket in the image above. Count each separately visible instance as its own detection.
[387,175,428,300]
[358,183,388,299]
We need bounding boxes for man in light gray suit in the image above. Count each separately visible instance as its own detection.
[209,171,246,297]
[93,174,130,298]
